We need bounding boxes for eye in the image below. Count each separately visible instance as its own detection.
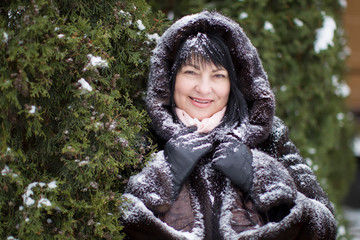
[214,74,226,78]
[184,70,196,75]
[212,69,228,79]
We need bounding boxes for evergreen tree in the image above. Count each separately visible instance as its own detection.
[0,0,167,239]
[147,0,356,238]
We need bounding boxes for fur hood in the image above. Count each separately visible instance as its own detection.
[146,11,275,145]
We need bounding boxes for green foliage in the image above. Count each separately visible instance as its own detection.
[147,0,356,239]
[1,0,356,238]
[0,0,167,238]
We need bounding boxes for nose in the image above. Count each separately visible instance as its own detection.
[195,76,212,94]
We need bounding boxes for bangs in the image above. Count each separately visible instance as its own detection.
[182,53,225,70]
[172,32,229,73]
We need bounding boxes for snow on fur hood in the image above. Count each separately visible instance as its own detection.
[146,11,275,144]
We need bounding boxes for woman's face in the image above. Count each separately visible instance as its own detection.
[174,60,230,121]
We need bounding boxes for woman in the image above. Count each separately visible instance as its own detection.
[121,11,336,239]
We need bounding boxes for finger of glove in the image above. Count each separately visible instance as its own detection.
[165,138,212,163]
[171,132,213,151]
[212,144,253,192]
[213,137,245,160]
[176,126,198,137]
[216,130,239,142]
[212,148,227,161]
[213,145,252,171]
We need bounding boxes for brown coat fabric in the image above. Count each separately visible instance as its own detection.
[120,11,337,240]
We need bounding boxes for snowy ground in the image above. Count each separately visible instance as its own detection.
[343,206,360,239]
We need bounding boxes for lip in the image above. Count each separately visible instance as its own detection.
[189,97,213,108]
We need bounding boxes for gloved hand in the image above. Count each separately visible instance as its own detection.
[212,134,253,193]
[164,126,214,200]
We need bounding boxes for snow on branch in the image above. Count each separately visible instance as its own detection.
[314,13,336,53]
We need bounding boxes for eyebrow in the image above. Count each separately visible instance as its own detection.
[212,68,226,72]
[182,63,200,70]
[182,63,226,72]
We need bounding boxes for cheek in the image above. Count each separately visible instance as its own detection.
[216,81,231,101]
[174,77,190,104]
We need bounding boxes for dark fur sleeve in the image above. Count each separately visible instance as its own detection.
[124,151,173,213]
[259,116,334,213]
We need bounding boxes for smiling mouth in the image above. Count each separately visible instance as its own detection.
[190,97,213,104]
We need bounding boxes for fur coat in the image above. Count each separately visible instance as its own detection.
[120,11,337,240]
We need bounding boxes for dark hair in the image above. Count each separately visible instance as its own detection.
[170,32,248,125]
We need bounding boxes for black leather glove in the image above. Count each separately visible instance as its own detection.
[212,135,253,193]
[164,127,214,200]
